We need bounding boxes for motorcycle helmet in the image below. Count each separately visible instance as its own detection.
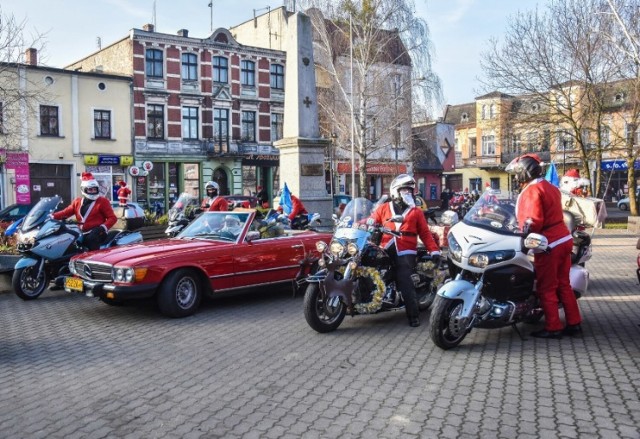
[390,174,416,201]
[505,153,542,186]
[205,181,219,197]
[80,172,100,201]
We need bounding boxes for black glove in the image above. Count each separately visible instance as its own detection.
[431,254,441,267]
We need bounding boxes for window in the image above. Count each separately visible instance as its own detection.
[270,64,284,89]
[468,137,476,157]
[489,104,495,119]
[146,104,164,139]
[94,110,111,139]
[181,53,197,81]
[241,110,256,142]
[241,60,255,87]
[461,112,468,123]
[145,49,163,78]
[213,56,228,83]
[213,108,229,151]
[511,134,521,153]
[557,130,573,150]
[182,107,199,140]
[481,105,487,120]
[271,113,283,141]
[40,105,59,136]
[481,135,495,156]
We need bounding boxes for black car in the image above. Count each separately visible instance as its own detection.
[0,202,34,229]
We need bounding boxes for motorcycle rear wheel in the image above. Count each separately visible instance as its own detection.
[429,296,468,349]
[13,265,48,300]
[303,283,346,333]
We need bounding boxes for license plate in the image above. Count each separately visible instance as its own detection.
[64,277,84,292]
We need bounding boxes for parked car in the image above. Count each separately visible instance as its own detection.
[0,203,35,230]
[62,209,332,317]
[223,195,258,209]
[617,191,639,211]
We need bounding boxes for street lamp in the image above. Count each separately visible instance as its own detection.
[330,132,337,198]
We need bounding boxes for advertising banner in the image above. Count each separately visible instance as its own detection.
[5,152,31,204]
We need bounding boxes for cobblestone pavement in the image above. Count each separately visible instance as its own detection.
[0,229,639,438]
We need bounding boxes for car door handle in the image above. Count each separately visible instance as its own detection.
[291,244,303,249]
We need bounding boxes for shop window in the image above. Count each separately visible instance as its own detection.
[86,165,126,202]
[148,164,166,213]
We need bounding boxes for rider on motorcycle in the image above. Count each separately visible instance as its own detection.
[202,181,229,212]
[369,174,441,327]
[277,190,309,229]
[52,172,117,251]
[506,153,582,339]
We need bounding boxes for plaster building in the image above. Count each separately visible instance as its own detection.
[67,24,287,211]
[411,121,454,207]
[231,6,415,200]
[0,48,133,208]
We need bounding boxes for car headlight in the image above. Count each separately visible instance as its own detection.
[113,266,147,283]
[330,241,344,256]
[448,233,462,262]
[468,250,516,268]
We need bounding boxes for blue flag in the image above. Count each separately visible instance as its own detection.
[545,162,559,187]
[279,182,293,215]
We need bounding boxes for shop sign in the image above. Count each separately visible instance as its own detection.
[84,155,135,166]
[601,159,640,171]
[142,161,154,172]
[120,156,134,166]
[337,162,406,174]
[129,166,141,176]
[5,152,30,204]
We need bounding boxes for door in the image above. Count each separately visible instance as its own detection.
[29,164,72,205]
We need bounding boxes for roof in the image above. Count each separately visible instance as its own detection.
[442,103,476,126]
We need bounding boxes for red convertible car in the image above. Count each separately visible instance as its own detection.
[63,209,332,317]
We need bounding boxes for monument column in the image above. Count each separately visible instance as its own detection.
[274,11,332,219]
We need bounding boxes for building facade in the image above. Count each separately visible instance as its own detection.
[0,49,133,208]
[67,25,286,212]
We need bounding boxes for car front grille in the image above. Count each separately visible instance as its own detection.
[75,261,113,282]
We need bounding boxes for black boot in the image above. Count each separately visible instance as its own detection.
[530,329,562,339]
[408,317,420,327]
[562,324,582,337]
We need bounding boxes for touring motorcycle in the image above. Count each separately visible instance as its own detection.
[303,197,446,332]
[165,192,201,237]
[13,195,143,300]
[429,190,593,349]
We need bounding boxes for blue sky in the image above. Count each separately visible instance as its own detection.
[4,0,541,115]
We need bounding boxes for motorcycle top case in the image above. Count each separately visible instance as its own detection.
[112,206,145,231]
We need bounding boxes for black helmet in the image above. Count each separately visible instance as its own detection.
[505,154,542,185]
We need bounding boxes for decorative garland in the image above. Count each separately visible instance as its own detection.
[417,261,447,291]
[347,266,386,314]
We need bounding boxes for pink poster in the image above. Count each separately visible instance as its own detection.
[5,152,31,204]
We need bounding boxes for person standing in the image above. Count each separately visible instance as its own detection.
[369,174,441,327]
[52,172,117,251]
[505,154,582,338]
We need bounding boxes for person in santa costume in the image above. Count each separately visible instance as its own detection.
[505,154,582,339]
[202,181,229,212]
[117,180,131,206]
[369,173,441,328]
[560,168,590,196]
[52,172,117,251]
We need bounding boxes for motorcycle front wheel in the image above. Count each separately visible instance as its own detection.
[13,265,48,300]
[303,283,346,333]
[429,296,468,349]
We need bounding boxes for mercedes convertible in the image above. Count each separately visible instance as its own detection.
[62,209,331,317]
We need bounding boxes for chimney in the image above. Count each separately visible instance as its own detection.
[25,48,38,66]
[177,29,189,38]
[143,23,155,32]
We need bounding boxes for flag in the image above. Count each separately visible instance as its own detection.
[280,182,293,215]
[545,162,559,187]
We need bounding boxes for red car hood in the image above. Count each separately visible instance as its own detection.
[73,238,233,266]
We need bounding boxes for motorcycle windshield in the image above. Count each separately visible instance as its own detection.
[333,197,375,246]
[168,193,200,221]
[461,190,521,235]
[22,196,62,232]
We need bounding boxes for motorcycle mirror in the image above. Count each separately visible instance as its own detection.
[524,233,548,251]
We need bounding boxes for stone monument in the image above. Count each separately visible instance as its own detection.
[274,11,332,219]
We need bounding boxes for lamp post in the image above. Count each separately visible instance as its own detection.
[330,132,337,199]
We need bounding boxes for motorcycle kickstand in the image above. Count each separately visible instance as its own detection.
[511,323,527,341]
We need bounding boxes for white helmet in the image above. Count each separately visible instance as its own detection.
[80,172,100,200]
[390,174,416,201]
[205,181,219,196]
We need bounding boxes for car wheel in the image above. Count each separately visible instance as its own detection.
[157,269,202,318]
[619,203,628,211]
[13,265,48,300]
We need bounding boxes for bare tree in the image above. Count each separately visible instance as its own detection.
[0,7,47,152]
[301,0,442,197]
[479,0,630,199]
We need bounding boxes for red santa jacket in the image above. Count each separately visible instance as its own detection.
[277,195,308,221]
[205,196,229,212]
[52,196,117,233]
[370,201,440,256]
[516,178,572,248]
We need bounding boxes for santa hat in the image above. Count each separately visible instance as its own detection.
[564,169,580,179]
[81,172,95,182]
[118,180,127,187]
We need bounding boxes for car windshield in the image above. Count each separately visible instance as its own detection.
[22,196,62,231]
[179,211,251,242]
[461,190,521,235]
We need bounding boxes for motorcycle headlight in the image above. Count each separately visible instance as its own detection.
[330,241,344,256]
[316,241,328,252]
[347,242,359,256]
[468,250,516,268]
[17,229,38,245]
[448,233,462,262]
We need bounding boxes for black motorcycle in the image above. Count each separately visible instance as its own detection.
[303,197,446,333]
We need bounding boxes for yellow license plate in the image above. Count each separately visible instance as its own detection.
[64,277,84,292]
